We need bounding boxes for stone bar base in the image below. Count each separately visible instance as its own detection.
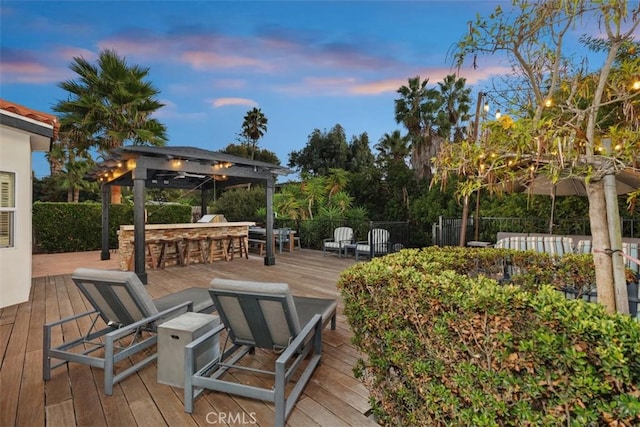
[118,222,255,271]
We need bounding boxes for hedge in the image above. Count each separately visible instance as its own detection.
[32,202,191,253]
[338,247,640,426]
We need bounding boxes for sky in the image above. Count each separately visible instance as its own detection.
[0,1,601,180]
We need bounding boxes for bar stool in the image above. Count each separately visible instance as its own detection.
[226,232,249,260]
[158,238,185,269]
[208,235,230,262]
[127,239,160,271]
[183,236,207,266]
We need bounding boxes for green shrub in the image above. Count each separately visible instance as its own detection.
[33,202,191,253]
[338,247,640,426]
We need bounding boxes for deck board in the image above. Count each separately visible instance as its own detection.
[0,249,377,426]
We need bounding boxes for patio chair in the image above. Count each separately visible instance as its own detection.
[43,268,215,395]
[323,226,353,257]
[184,278,337,426]
[355,228,390,260]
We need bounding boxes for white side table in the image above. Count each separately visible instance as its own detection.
[157,312,220,388]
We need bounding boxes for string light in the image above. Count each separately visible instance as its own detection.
[495,109,501,119]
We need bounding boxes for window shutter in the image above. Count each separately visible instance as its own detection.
[0,172,15,247]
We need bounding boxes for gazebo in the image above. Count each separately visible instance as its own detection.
[87,145,290,283]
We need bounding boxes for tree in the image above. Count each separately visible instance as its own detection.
[347,132,375,173]
[435,74,472,142]
[448,0,640,313]
[375,130,410,164]
[325,168,348,198]
[300,175,327,219]
[240,107,268,160]
[57,157,95,202]
[53,49,167,203]
[45,141,66,176]
[288,125,349,175]
[222,143,280,165]
[394,76,441,181]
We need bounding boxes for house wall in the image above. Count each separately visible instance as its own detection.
[0,125,35,308]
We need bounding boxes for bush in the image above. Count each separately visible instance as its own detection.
[338,247,640,426]
[33,202,191,253]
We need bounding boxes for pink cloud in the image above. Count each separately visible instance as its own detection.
[210,97,257,108]
[0,48,71,84]
[181,51,271,71]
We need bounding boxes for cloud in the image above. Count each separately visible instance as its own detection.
[212,79,247,90]
[0,47,70,84]
[181,51,271,71]
[210,97,257,108]
[95,23,402,77]
[276,62,512,97]
[154,99,207,120]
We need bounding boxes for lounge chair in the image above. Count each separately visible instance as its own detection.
[184,278,337,426]
[43,268,214,395]
[495,235,574,256]
[355,228,390,260]
[323,226,353,257]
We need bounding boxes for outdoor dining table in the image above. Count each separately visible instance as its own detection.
[249,227,297,253]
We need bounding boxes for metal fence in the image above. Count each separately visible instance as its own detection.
[250,218,411,256]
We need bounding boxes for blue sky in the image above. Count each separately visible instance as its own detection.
[0,1,585,179]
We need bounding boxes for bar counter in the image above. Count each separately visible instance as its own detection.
[118,222,255,270]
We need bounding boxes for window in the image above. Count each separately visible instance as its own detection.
[0,172,15,248]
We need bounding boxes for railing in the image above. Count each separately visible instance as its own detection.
[235,218,411,256]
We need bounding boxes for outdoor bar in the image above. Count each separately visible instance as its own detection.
[86,146,290,283]
[117,221,255,270]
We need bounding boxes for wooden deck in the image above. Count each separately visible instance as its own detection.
[0,249,378,427]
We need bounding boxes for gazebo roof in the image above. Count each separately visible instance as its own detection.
[89,145,290,190]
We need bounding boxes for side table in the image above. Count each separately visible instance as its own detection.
[343,243,357,258]
[158,312,220,388]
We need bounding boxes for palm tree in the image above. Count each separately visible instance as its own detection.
[241,107,268,160]
[394,76,440,181]
[274,188,304,219]
[300,176,326,219]
[375,130,410,163]
[436,74,472,142]
[375,130,412,210]
[58,157,94,202]
[325,168,348,198]
[53,49,167,203]
[329,191,353,213]
[45,141,66,176]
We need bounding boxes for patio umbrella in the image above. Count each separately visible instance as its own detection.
[525,168,640,234]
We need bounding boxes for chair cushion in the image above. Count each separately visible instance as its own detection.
[293,296,336,330]
[153,287,214,314]
[209,278,301,347]
[324,242,342,249]
[72,268,158,326]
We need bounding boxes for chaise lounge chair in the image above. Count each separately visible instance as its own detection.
[184,278,337,426]
[43,268,215,395]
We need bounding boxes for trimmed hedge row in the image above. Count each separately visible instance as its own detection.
[338,247,640,426]
[32,202,191,253]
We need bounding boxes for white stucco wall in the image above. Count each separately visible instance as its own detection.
[0,125,35,308]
